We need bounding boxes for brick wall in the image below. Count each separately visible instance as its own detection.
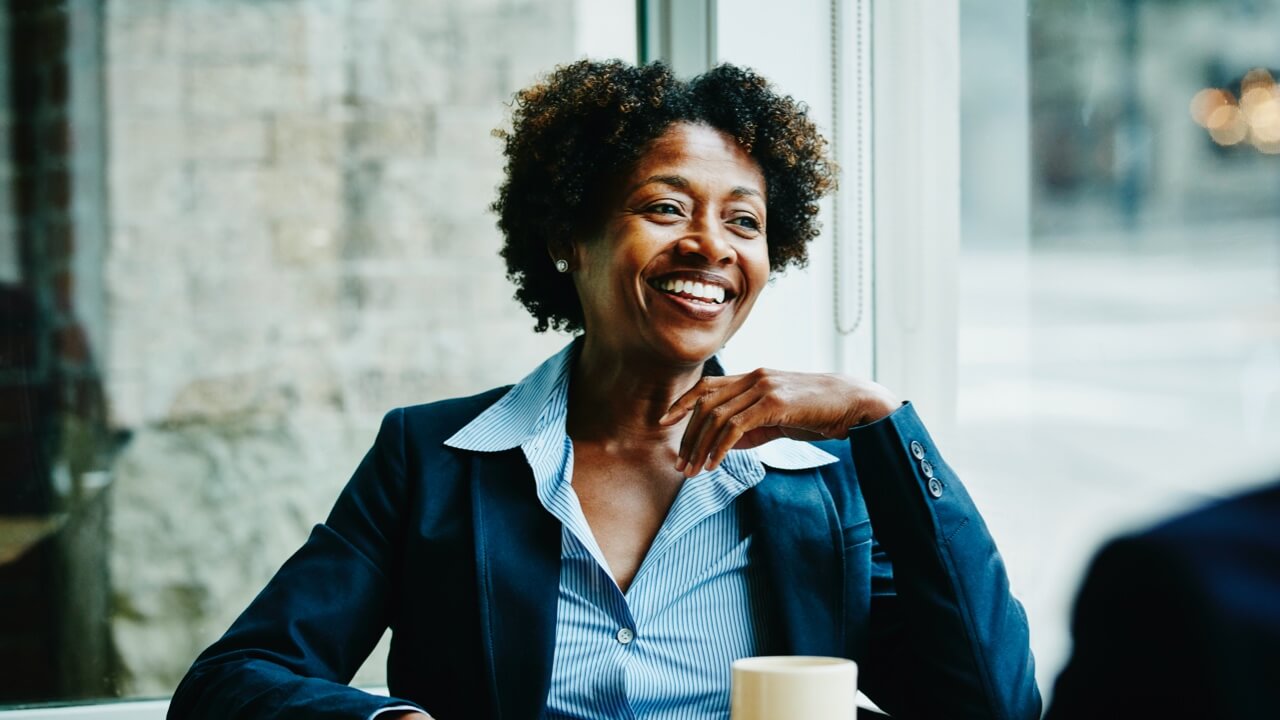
[101,0,577,695]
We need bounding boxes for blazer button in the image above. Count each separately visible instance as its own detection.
[927,477,944,498]
[926,474,947,497]
[910,440,925,459]
[920,459,935,478]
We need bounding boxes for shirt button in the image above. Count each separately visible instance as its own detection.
[927,477,944,498]
[616,628,635,645]
[920,459,935,478]
[910,440,925,459]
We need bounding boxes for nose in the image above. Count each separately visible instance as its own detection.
[676,213,734,265]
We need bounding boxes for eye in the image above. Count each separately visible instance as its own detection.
[647,202,682,216]
[730,215,762,231]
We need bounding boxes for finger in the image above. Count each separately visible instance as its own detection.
[663,372,759,426]
[704,397,775,471]
[676,376,756,470]
[680,368,768,471]
[683,387,762,476]
[675,376,747,466]
[677,394,711,473]
[661,376,726,425]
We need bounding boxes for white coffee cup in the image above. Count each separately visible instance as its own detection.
[730,656,858,720]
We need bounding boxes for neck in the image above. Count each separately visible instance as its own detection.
[566,335,707,450]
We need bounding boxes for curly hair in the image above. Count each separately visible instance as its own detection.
[493,59,837,333]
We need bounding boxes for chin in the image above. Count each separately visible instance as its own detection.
[648,327,729,366]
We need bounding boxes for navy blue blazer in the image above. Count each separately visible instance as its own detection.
[1046,480,1280,719]
[169,388,1040,719]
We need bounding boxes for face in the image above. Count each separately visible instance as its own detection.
[569,122,770,366]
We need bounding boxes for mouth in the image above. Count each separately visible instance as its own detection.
[647,272,737,306]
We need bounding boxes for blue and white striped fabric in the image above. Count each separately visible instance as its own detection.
[446,341,837,719]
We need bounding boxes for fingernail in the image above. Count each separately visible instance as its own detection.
[675,457,686,472]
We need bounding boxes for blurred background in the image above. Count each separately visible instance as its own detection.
[0,0,1277,711]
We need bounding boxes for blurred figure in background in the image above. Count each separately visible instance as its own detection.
[1046,480,1280,719]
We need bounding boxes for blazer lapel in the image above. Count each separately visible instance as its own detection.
[747,468,845,657]
[470,449,561,720]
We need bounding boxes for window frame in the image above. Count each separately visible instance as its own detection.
[664,0,963,428]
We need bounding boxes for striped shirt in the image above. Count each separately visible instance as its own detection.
[445,341,837,719]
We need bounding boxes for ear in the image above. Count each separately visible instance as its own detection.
[547,239,582,272]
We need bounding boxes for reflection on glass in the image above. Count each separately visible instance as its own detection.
[1193,67,1280,150]
[959,0,1280,693]
[0,0,630,707]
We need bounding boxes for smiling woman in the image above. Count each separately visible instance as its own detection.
[572,122,769,370]
[167,60,1040,720]
[493,61,831,335]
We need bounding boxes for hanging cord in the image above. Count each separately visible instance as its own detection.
[833,0,866,336]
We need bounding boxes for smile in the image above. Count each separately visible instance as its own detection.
[648,276,733,305]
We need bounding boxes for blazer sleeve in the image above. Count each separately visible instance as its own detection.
[167,408,427,720]
[848,403,1041,720]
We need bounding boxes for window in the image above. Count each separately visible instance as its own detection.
[957,0,1280,689]
[690,0,1280,698]
[0,0,632,709]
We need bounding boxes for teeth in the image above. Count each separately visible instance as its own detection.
[656,278,727,304]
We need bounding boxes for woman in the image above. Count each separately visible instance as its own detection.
[170,61,1039,720]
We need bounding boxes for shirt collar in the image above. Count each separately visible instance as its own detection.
[443,340,575,453]
[444,339,838,471]
[752,436,839,470]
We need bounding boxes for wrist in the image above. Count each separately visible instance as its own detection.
[843,379,900,427]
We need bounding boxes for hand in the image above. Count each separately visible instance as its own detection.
[660,369,900,477]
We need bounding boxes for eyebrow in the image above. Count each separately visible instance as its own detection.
[630,174,689,193]
[629,174,764,200]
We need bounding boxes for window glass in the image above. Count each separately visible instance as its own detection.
[958,0,1280,687]
[0,0,632,706]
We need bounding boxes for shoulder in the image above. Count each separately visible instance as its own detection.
[1141,479,1280,553]
[379,386,514,449]
[1099,480,1280,574]
[1080,479,1280,616]
[1056,482,1280,716]
[1101,480,1280,592]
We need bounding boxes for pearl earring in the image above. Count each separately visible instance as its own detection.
[555,259,569,273]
